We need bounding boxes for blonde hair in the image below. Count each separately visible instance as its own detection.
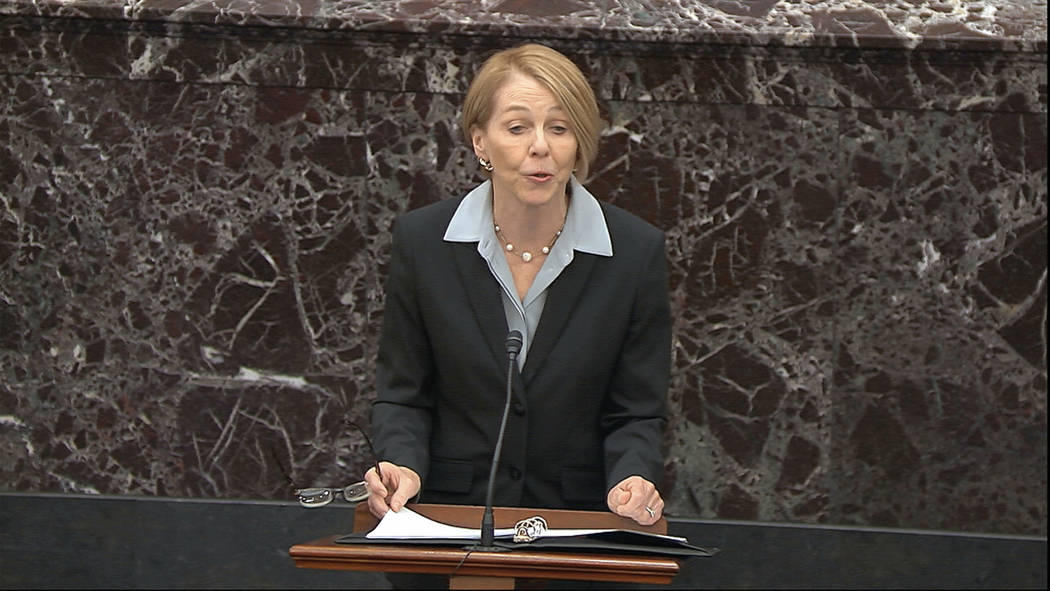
[461,44,602,179]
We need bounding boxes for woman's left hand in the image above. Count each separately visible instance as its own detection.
[606,475,664,525]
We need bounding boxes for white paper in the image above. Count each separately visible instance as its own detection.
[365,507,516,540]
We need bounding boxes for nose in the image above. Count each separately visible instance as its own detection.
[529,128,550,156]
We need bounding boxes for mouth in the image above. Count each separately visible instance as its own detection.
[525,172,555,182]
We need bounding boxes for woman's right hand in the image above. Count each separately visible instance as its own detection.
[364,461,421,518]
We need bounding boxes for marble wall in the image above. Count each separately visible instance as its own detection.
[1,1,1046,536]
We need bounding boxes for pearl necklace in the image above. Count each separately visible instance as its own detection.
[493,222,563,263]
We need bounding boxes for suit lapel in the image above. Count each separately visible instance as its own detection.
[522,253,599,383]
[450,241,508,369]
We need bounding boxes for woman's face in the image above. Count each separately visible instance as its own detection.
[472,71,578,210]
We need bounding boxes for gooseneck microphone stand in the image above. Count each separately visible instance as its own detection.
[468,330,523,552]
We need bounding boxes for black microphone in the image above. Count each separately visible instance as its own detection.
[473,330,523,551]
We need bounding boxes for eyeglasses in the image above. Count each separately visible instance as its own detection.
[295,482,370,507]
[273,418,383,509]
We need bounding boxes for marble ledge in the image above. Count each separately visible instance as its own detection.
[0,0,1046,53]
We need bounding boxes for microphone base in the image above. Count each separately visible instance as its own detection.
[462,544,510,553]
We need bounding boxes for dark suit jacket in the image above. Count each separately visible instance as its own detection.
[372,191,670,511]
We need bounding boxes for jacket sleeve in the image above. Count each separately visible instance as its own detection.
[371,214,434,484]
[601,230,671,492]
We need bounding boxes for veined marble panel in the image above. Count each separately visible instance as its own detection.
[1,0,1046,51]
[1,15,1046,114]
[0,74,473,496]
[591,101,845,523]
[826,107,1046,532]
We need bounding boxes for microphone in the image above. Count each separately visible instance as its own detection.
[472,330,523,551]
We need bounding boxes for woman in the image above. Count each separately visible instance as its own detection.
[364,43,670,527]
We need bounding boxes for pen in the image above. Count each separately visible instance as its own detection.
[346,419,383,480]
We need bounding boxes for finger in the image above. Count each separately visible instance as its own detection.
[387,469,420,512]
[363,467,388,499]
[388,476,407,512]
[619,484,652,513]
[619,481,661,524]
[606,488,629,513]
[638,496,664,525]
[622,502,654,525]
[637,511,657,526]
[624,499,650,521]
[367,490,391,518]
[608,476,650,513]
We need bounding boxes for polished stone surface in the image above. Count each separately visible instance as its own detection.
[1,0,1045,50]
[0,0,1046,536]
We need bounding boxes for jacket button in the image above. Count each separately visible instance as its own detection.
[509,467,522,480]
[513,400,525,415]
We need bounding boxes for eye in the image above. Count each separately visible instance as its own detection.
[508,124,528,135]
[549,124,571,135]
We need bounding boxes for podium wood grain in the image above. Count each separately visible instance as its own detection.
[288,503,680,588]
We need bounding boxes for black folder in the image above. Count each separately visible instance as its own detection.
[334,529,718,558]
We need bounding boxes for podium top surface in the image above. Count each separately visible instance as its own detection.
[289,503,680,585]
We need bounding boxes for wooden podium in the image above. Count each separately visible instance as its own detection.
[289,503,681,589]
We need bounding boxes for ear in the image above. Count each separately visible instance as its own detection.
[470,126,487,160]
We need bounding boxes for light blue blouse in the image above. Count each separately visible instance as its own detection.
[442,177,613,366]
